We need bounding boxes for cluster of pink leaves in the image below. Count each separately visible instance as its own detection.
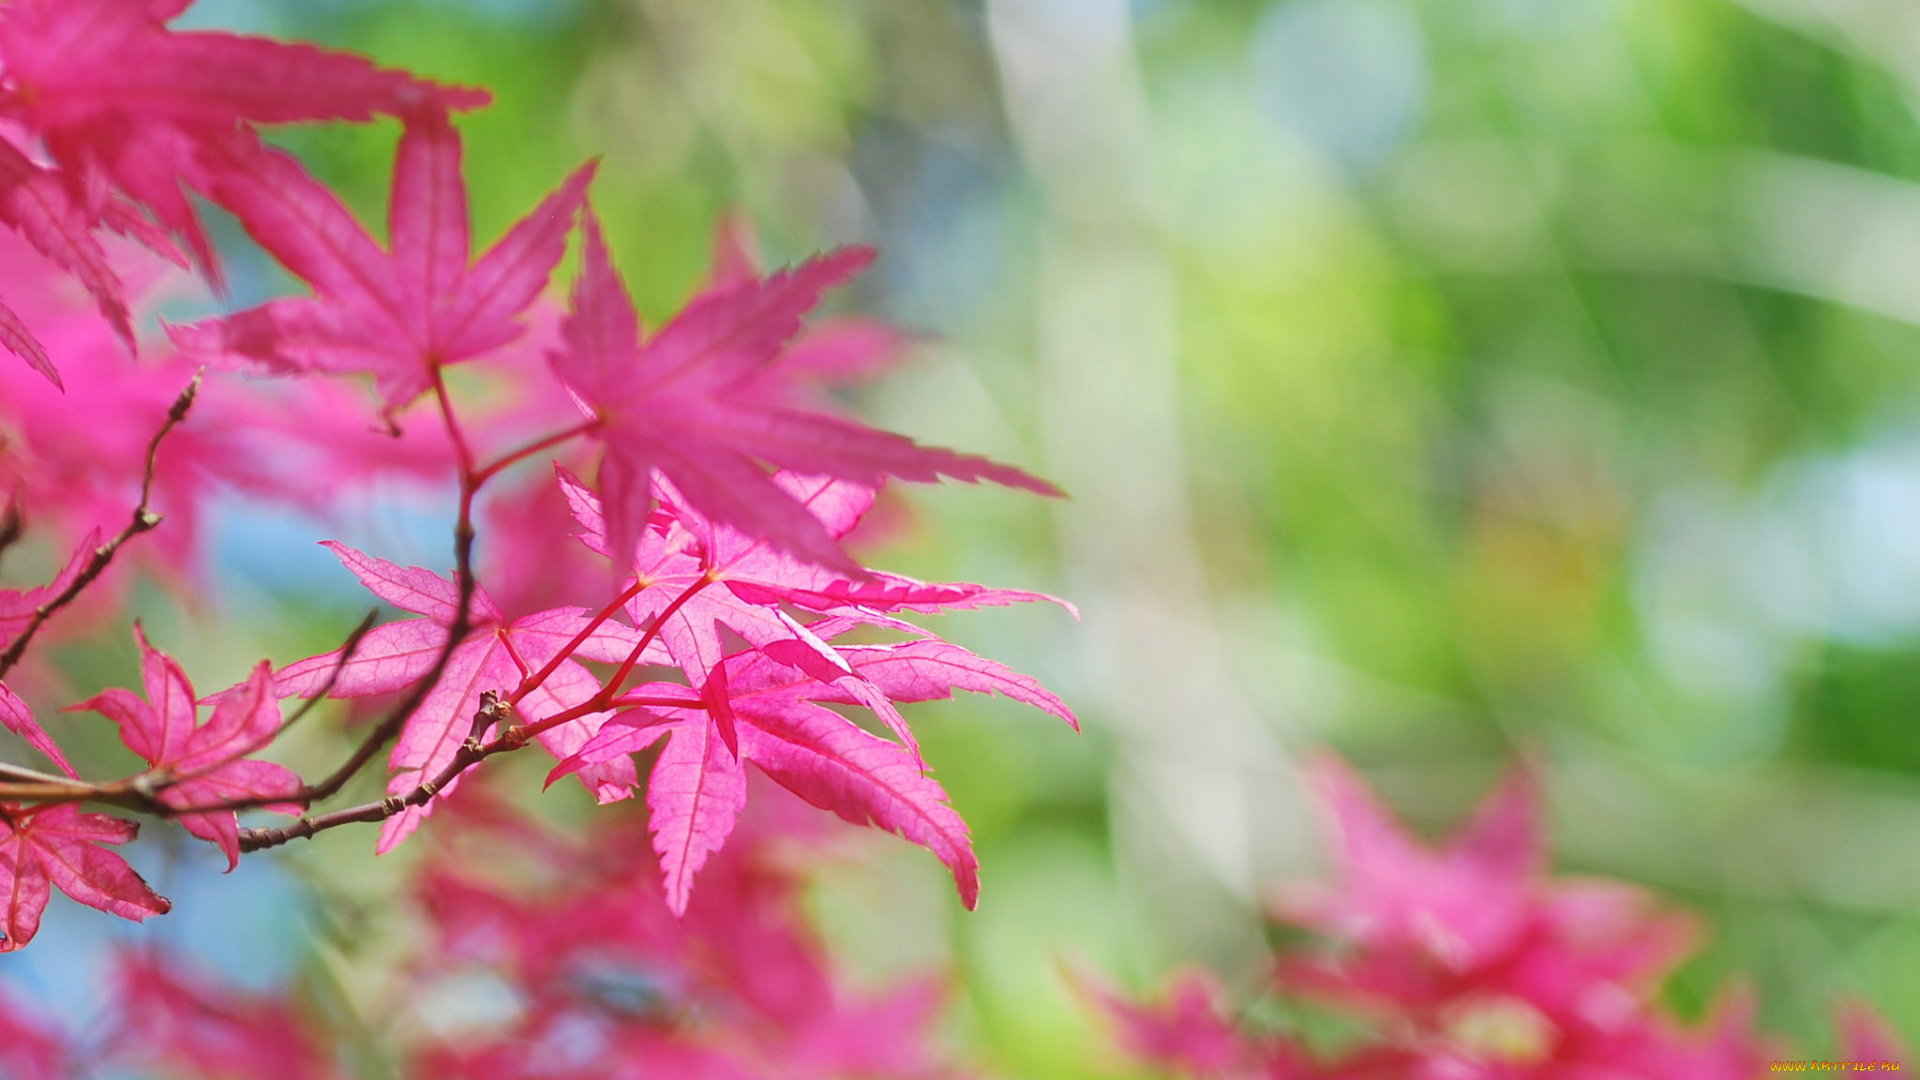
[0,0,484,386]
[0,798,964,1080]
[253,461,1076,913]
[1089,754,1908,1079]
[0,0,1074,951]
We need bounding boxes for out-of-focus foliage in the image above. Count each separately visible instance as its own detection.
[10,0,1920,1075]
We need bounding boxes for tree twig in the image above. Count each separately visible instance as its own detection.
[240,690,513,852]
[0,371,201,679]
[279,379,485,806]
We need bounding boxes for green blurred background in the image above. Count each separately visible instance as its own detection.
[67,0,1920,1072]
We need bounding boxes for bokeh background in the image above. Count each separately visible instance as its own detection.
[7,0,1920,1072]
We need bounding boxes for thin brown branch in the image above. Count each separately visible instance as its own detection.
[284,377,485,806]
[29,383,593,839]
[240,690,514,853]
[0,371,202,679]
[2,563,475,822]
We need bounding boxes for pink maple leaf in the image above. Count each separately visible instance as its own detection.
[70,626,303,870]
[0,292,55,387]
[1269,754,1765,1076]
[1275,754,1556,975]
[567,465,1071,621]
[553,637,1073,915]
[553,684,962,917]
[542,468,1071,912]
[548,208,1061,573]
[1274,756,1703,1016]
[0,802,170,951]
[170,111,593,412]
[0,0,488,280]
[265,542,656,852]
[559,466,1071,758]
[0,228,456,593]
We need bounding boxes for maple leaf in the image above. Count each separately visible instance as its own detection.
[553,638,1074,915]
[557,466,1072,761]
[0,0,489,280]
[548,208,1061,573]
[265,542,657,852]
[554,688,954,918]
[1259,754,1764,1077]
[0,803,170,951]
[538,468,1072,912]
[1274,753,1555,973]
[566,466,1072,621]
[169,112,594,411]
[0,293,55,387]
[70,626,303,870]
[1273,755,1699,1007]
